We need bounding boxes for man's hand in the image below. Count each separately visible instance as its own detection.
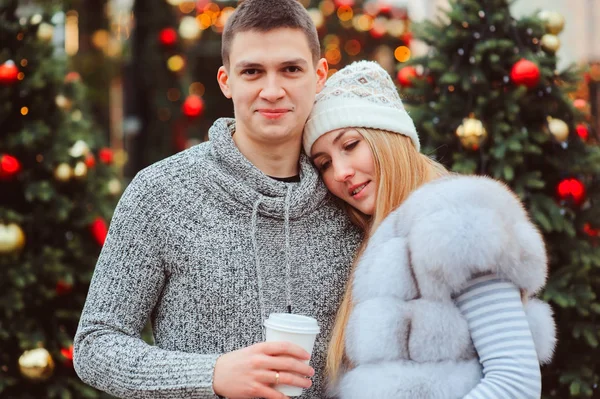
[212,341,314,399]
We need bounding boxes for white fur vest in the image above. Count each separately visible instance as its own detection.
[337,175,557,399]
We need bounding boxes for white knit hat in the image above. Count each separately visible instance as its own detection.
[303,60,420,154]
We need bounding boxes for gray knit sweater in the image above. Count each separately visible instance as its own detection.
[73,118,361,398]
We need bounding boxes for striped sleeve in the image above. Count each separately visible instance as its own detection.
[455,274,542,399]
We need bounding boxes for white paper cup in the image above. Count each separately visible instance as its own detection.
[264,313,320,397]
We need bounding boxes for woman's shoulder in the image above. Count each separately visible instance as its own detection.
[372,174,548,298]
[410,174,523,210]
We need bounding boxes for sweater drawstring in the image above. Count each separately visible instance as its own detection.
[284,185,292,314]
[251,197,267,339]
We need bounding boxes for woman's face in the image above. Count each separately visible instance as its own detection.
[311,128,377,216]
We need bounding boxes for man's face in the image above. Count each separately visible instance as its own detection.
[218,28,328,146]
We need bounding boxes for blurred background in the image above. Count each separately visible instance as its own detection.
[1,0,599,397]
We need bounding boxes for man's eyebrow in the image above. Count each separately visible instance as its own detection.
[234,61,263,69]
[280,58,309,67]
[234,58,309,70]
[310,130,349,161]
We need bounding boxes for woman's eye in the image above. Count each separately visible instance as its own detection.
[344,141,359,150]
[318,161,331,172]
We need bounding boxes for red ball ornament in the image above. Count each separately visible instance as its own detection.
[573,99,587,110]
[334,0,355,7]
[576,124,589,141]
[64,71,81,83]
[84,154,96,168]
[182,95,205,118]
[0,154,21,180]
[583,223,600,238]
[401,32,413,47]
[0,61,19,85]
[510,59,540,88]
[56,280,73,296]
[397,66,418,87]
[557,178,586,206]
[90,217,108,246]
[60,345,74,367]
[159,28,177,47]
[377,2,392,14]
[98,148,113,164]
[369,27,385,39]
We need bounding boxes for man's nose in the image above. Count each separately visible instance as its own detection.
[259,75,285,102]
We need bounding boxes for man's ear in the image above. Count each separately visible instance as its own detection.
[217,66,232,98]
[315,58,329,94]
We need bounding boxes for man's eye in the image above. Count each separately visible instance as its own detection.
[285,66,302,73]
[242,69,259,75]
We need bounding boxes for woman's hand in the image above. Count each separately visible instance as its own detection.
[212,341,314,399]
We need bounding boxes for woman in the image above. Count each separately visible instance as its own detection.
[303,61,556,399]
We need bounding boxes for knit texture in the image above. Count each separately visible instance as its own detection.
[303,60,420,154]
[73,118,361,398]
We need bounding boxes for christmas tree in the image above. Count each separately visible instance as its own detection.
[0,1,121,396]
[402,0,600,397]
[128,0,411,173]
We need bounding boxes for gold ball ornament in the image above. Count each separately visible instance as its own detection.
[30,14,43,25]
[0,223,26,253]
[541,34,560,53]
[547,116,569,142]
[307,8,325,29]
[107,178,122,195]
[73,161,88,179]
[71,109,83,122]
[69,140,90,158]
[539,11,565,35]
[37,22,54,42]
[456,116,488,151]
[18,348,55,382]
[55,94,73,110]
[179,16,201,40]
[54,163,73,182]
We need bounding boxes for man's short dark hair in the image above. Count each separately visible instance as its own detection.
[221,0,320,69]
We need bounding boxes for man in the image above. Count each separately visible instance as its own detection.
[73,0,361,398]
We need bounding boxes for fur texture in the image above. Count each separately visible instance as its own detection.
[338,359,482,399]
[342,175,556,399]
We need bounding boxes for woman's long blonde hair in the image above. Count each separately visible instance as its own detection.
[326,127,447,382]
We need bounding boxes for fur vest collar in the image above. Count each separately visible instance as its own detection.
[337,176,556,399]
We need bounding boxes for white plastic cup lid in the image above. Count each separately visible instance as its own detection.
[264,313,320,334]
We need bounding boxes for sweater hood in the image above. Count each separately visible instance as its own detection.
[205,118,329,220]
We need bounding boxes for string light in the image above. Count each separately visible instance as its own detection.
[337,5,353,21]
[189,82,205,96]
[196,14,212,30]
[167,88,181,101]
[344,39,361,56]
[167,55,185,72]
[394,46,411,62]
[320,0,336,17]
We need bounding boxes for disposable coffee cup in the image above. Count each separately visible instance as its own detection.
[264,313,320,397]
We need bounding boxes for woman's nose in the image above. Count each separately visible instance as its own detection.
[333,163,354,182]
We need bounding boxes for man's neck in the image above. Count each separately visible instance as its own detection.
[232,129,302,178]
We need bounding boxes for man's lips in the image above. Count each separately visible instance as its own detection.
[256,109,290,119]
